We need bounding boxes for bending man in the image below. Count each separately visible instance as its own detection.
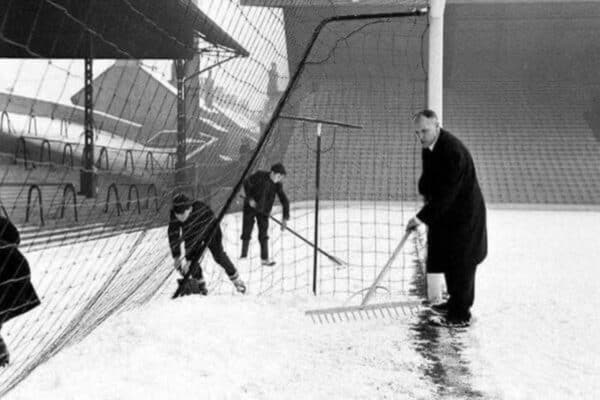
[168,194,246,295]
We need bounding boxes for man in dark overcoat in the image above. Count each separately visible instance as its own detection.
[406,109,487,327]
[0,215,41,366]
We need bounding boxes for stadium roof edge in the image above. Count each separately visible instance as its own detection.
[241,0,600,6]
[448,0,600,3]
[0,0,248,59]
[240,0,426,5]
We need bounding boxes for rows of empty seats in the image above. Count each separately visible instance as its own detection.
[0,142,172,252]
[278,79,600,206]
[281,78,424,203]
[5,134,175,178]
[445,81,600,205]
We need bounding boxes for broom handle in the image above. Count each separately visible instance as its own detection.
[360,230,412,307]
[267,214,344,266]
[241,196,345,265]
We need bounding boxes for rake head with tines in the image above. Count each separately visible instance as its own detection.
[305,300,422,323]
[305,231,422,323]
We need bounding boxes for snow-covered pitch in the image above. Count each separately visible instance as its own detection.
[4,208,600,399]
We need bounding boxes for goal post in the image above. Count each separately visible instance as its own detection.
[199,8,433,299]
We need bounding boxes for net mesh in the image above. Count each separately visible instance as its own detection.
[0,1,428,393]
[202,13,428,298]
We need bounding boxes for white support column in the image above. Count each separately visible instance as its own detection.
[428,0,446,124]
[427,0,446,304]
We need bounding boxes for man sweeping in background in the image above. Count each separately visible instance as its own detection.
[168,194,246,295]
[240,163,290,266]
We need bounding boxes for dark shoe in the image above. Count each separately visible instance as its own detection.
[0,335,9,367]
[428,315,470,328]
[194,280,208,296]
[259,239,270,261]
[177,278,208,296]
[261,259,276,266]
[430,302,449,316]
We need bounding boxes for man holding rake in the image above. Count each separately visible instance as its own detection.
[406,109,488,328]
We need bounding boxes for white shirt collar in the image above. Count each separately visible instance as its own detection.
[428,130,441,151]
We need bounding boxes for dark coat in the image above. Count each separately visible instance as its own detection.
[0,217,41,324]
[168,201,218,264]
[417,129,487,273]
[243,170,290,219]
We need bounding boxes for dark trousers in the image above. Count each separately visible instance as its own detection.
[241,205,270,259]
[444,264,477,321]
[189,227,238,281]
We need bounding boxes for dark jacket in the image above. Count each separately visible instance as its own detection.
[0,216,40,324]
[168,201,217,264]
[417,129,487,273]
[243,170,290,219]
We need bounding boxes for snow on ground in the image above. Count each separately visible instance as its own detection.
[4,296,434,400]
[4,208,600,399]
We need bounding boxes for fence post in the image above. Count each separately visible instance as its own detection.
[146,184,159,211]
[27,114,38,136]
[60,119,69,138]
[26,184,44,226]
[96,146,109,170]
[123,149,135,174]
[126,184,141,214]
[145,152,154,175]
[104,183,122,216]
[62,143,74,167]
[60,183,78,222]
[0,111,13,134]
[40,139,52,165]
[15,136,30,169]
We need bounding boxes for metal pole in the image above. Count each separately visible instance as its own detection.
[312,123,322,295]
[81,56,96,198]
[427,0,446,303]
[428,0,446,123]
[175,59,186,191]
[183,54,239,83]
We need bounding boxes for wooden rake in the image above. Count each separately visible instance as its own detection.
[305,230,422,323]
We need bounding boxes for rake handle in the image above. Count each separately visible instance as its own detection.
[360,230,412,307]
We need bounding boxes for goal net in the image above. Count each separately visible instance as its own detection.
[0,0,428,393]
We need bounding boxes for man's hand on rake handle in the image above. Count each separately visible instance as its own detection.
[405,217,421,233]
